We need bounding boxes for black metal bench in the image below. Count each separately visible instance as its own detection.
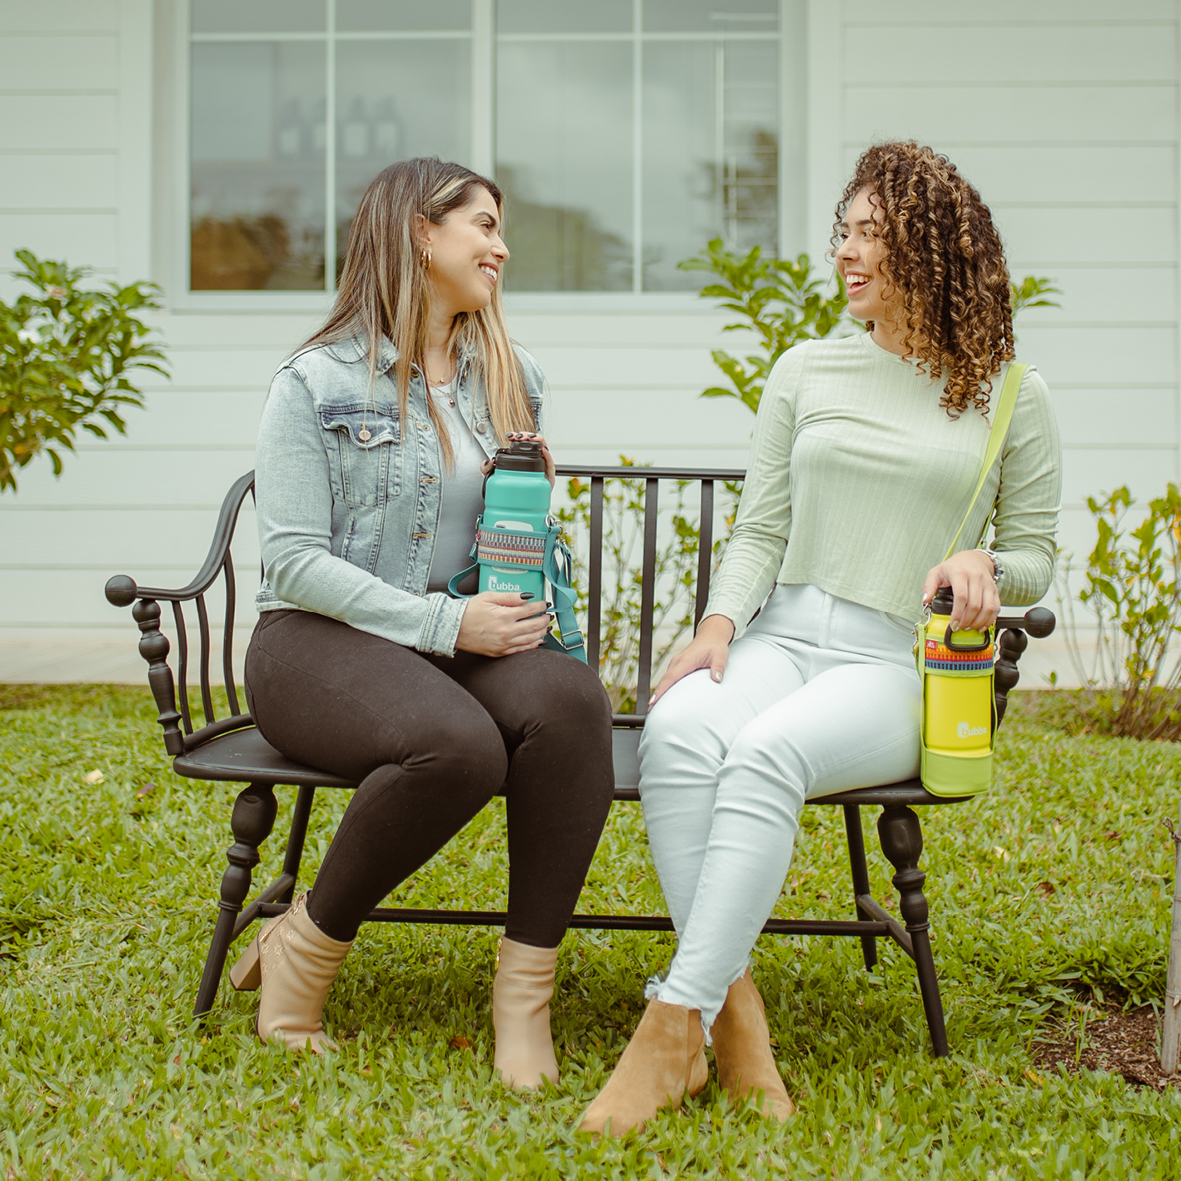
[105,464,1053,1056]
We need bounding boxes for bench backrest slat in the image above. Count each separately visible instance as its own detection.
[635,478,660,714]
[222,555,240,718]
[172,600,193,736]
[587,476,605,672]
[695,479,715,631]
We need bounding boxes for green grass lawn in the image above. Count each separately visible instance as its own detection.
[0,685,1177,1179]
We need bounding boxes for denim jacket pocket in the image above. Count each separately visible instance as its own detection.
[319,403,403,507]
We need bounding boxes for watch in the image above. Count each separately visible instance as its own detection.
[978,548,1004,584]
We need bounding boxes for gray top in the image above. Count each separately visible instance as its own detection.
[426,381,487,593]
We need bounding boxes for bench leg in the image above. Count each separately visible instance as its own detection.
[278,785,316,904]
[877,804,949,1058]
[194,782,278,1021]
[842,803,878,970]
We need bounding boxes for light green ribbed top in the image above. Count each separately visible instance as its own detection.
[704,331,1062,630]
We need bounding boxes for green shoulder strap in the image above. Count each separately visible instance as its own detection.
[940,362,1027,563]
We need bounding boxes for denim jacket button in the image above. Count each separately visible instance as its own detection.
[475,421,487,434]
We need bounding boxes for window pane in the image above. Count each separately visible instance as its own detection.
[642,40,778,290]
[336,0,471,33]
[497,0,632,35]
[192,0,325,34]
[496,42,632,291]
[643,0,779,34]
[190,42,326,290]
[335,40,472,279]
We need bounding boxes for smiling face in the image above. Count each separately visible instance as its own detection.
[419,185,508,318]
[836,186,896,329]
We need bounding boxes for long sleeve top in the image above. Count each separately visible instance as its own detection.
[703,331,1063,631]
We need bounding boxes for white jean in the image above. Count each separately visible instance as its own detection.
[638,584,922,1035]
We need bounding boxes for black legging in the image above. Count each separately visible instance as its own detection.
[244,610,615,946]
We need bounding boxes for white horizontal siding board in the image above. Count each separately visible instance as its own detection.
[1012,267,1177,326]
[1017,325,1176,385]
[530,347,722,390]
[0,507,256,568]
[1050,388,1178,447]
[842,0,1175,20]
[116,0,152,283]
[0,1,120,32]
[2,448,256,507]
[839,145,1177,206]
[112,391,267,448]
[0,153,119,209]
[0,212,118,269]
[843,25,1176,84]
[508,311,739,348]
[995,207,1176,267]
[0,34,119,89]
[0,570,260,627]
[1060,447,1179,506]
[0,95,119,150]
[844,86,1177,144]
[133,348,291,392]
[159,312,326,350]
[546,387,754,451]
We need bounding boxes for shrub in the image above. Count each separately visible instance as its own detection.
[0,249,168,493]
[1057,484,1181,740]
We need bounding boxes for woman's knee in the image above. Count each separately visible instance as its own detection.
[415,710,508,794]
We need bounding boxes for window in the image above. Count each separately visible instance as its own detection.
[187,0,794,295]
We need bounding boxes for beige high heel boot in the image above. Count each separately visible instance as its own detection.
[228,893,353,1053]
[577,999,709,1137]
[710,969,795,1120]
[492,937,560,1089]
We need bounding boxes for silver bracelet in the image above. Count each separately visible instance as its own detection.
[978,548,1004,584]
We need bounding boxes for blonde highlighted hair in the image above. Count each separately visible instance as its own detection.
[302,158,535,461]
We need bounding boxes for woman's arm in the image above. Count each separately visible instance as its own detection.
[919,368,1062,629]
[697,347,802,632]
[986,368,1062,605]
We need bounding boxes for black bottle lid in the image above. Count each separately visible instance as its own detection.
[929,587,955,615]
[493,439,546,472]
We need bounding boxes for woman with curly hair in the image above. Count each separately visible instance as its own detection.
[578,141,1061,1135]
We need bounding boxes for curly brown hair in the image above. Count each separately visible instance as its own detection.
[833,141,1013,416]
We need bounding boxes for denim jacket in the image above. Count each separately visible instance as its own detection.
[254,335,546,655]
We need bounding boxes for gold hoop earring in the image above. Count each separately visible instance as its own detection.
[421,248,432,270]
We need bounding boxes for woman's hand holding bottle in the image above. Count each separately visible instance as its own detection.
[648,614,736,706]
[457,592,551,657]
[921,549,1000,631]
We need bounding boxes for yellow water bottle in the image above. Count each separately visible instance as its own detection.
[919,587,995,796]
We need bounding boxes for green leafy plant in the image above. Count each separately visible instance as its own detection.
[555,461,740,713]
[1056,483,1181,740]
[0,249,168,493]
[681,239,1061,416]
[678,242,848,414]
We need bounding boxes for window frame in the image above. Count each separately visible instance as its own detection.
[171,0,801,311]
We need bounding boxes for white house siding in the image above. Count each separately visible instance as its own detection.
[1,0,1178,686]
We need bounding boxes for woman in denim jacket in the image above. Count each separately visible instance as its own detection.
[233,158,614,1090]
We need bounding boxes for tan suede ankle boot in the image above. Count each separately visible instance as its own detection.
[492,937,560,1089]
[710,969,795,1120]
[228,893,353,1053]
[577,999,709,1137]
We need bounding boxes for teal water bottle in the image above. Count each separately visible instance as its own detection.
[478,440,550,600]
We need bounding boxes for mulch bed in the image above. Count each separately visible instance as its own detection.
[1033,1001,1179,1092]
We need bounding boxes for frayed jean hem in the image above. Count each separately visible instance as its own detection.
[644,960,750,1046]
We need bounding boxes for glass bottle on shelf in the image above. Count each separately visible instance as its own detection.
[372,96,401,161]
[309,97,327,156]
[341,97,370,158]
[276,98,303,159]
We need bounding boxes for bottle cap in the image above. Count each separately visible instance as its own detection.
[493,439,546,473]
